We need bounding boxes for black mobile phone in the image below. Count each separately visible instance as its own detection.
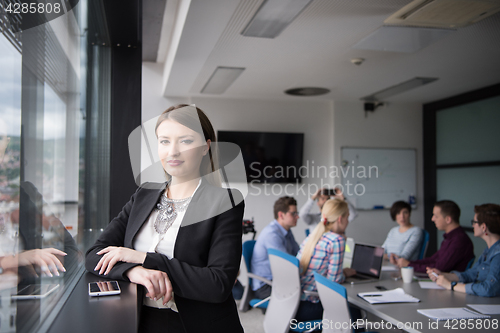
[322,188,337,196]
[375,286,387,291]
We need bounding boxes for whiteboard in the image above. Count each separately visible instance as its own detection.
[341,147,417,210]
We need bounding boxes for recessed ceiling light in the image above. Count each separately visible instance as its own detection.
[361,77,438,101]
[353,26,454,53]
[285,87,330,96]
[201,67,245,94]
[384,0,500,29]
[242,0,313,39]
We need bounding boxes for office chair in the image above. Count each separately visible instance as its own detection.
[264,249,321,333]
[466,256,475,270]
[418,230,430,260]
[239,240,272,312]
[314,272,376,333]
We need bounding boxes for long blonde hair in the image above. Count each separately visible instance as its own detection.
[299,199,348,274]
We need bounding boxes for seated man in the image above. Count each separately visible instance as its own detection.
[299,187,357,230]
[427,203,500,297]
[395,200,474,273]
[251,196,300,299]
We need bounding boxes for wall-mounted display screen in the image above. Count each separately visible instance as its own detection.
[218,131,304,183]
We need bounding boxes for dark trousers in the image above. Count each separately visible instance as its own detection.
[138,306,187,333]
[295,301,364,333]
[253,284,272,299]
[295,300,323,322]
[232,279,244,300]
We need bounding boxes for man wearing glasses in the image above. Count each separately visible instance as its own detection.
[397,200,474,273]
[251,196,300,299]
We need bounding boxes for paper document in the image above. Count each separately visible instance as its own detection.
[418,281,445,289]
[358,288,420,304]
[467,304,500,315]
[418,308,490,320]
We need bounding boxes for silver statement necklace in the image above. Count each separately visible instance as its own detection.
[154,191,192,234]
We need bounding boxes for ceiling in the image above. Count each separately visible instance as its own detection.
[143,0,500,104]
[142,0,166,61]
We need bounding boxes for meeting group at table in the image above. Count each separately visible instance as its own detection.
[249,187,500,324]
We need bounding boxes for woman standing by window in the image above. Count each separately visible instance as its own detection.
[85,105,244,333]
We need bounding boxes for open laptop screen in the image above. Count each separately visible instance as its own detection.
[351,243,384,278]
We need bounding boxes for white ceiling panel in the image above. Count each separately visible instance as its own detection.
[156,0,500,103]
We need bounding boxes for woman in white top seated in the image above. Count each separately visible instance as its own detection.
[382,201,423,264]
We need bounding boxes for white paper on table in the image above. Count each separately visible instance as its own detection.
[467,304,500,315]
[418,281,445,289]
[417,308,490,320]
[358,288,420,304]
[381,265,399,272]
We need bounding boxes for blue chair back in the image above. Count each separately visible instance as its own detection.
[305,229,310,237]
[241,240,271,311]
[314,272,347,299]
[418,229,430,260]
[314,272,377,333]
[466,256,475,270]
[268,248,299,267]
[313,272,351,333]
[264,249,321,332]
[242,240,256,276]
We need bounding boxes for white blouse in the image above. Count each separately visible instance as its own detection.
[133,179,201,310]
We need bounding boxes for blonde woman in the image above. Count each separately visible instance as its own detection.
[295,199,356,321]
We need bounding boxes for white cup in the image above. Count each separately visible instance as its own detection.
[401,267,414,283]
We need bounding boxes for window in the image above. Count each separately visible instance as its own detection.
[0,1,111,331]
[423,84,500,260]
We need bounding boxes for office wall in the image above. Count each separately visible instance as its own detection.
[142,63,187,116]
[190,96,334,244]
[333,101,424,246]
[143,63,334,244]
[142,63,424,247]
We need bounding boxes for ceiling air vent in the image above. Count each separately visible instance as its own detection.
[284,87,330,96]
[384,0,500,28]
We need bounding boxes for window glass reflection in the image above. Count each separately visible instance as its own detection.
[0,30,23,333]
[0,0,109,331]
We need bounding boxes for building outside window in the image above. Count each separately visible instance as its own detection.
[0,1,111,331]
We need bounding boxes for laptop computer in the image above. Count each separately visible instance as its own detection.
[344,243,384,284]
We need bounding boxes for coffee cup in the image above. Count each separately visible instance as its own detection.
[401,267,414,283]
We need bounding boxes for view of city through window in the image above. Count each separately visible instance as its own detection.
[0,1,111,331]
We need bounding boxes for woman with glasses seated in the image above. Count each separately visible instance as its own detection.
[427,203,500,297]
[295,199,356,321]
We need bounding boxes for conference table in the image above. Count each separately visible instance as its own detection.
[46,272,138,333]
[345,270,500,333]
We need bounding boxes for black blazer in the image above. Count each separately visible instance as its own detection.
[85,179,245,333]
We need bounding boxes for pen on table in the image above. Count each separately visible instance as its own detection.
[363,294,382,297]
